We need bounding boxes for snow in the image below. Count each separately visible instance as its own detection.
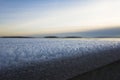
[0,38,120,80]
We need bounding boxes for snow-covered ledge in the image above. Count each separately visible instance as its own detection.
[0,38,120,80]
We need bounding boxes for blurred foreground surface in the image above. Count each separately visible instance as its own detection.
[0,38,120,80]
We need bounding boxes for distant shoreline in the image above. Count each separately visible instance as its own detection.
[0,36,120,38]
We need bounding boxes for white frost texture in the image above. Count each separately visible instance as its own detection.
[0,38,120,80]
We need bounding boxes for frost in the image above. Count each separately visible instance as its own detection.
[0,38,120,80]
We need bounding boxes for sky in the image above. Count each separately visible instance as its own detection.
[0,0,120,36]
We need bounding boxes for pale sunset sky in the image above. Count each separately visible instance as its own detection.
[0,0,120,36]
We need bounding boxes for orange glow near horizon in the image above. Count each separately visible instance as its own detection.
[0,0,120,36]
